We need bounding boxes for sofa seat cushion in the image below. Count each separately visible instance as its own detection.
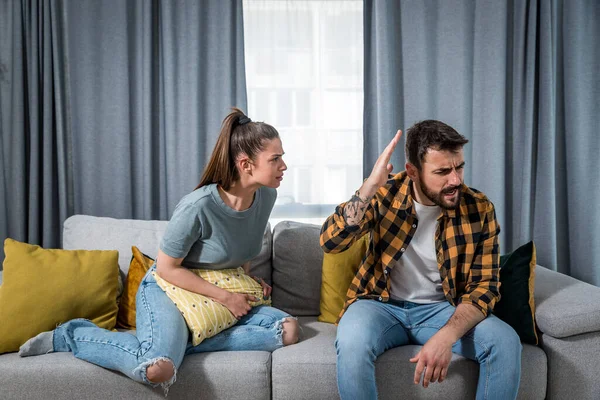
[0,351,271,400]
[271,317,547,400]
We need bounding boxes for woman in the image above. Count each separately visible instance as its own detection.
[19,108,300,393]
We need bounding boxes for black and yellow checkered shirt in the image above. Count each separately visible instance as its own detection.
[320,171,501,323]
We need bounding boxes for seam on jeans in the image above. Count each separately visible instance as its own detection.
[484,352,490,399]
[73,337,139,356]
[66,319,139,356]
[461,329,492,400]
[138,281,155,357]
[409,323,444,330]
[213,326,265,340]
[461,331,491,362]
[375,320,403,356]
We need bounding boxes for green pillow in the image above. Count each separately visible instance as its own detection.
[493,241,538,345]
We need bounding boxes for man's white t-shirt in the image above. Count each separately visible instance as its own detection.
[389,200,446,303]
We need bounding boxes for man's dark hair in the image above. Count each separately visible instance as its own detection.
[404,120,469,170]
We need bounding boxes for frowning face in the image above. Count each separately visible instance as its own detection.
[408,147,465,209]
[246,137,287,188]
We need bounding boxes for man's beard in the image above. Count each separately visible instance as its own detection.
[419,178,462,210]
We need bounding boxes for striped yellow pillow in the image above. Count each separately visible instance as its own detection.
[152,267,271,346]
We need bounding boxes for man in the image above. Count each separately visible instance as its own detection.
[320,120,521,400]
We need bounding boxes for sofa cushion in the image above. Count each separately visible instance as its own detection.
[62,215,273,284]
[116,247,154,329]
[272,221,323,316]
[0,239,119,354]
[494,241,538,344]
[272,317,547,400]
[318,234,369,323]
[63,215,168,276]
[534,265,600,338]
[250,222,274,286]
[541,331,600,400]
[0,351,272,400]
[152,267,270,346]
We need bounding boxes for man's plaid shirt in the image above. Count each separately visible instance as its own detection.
[320,171,501,323]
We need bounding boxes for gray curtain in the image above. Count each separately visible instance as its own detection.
[364,0,599,286]
[0,0,247,265]
[0,0,71,255]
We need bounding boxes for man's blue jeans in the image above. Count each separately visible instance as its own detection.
[52,266,290,391]
[336,299,522,400]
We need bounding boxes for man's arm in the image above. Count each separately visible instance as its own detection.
[457,202,501,315]
[342,181,378,226]
[320,130,402,253]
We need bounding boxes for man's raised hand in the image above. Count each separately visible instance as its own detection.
[362,130,402,196]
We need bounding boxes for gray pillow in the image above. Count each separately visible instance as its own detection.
[271,221,323,316]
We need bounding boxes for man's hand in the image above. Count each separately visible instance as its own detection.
[410,332,454,388]
[222,292,258,319]
[344,130,402,226]
[410,304,484,388]
[362,129,402,196]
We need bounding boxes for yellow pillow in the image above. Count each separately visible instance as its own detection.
[116,246,154,330]
[318,234,369,324]
[152,267,271,346]
[0,239,120,354]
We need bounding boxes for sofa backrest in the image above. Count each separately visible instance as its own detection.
[62,215,323,317]
[62,215,273,284]
[271,221,324,317]
[63,215,168,275]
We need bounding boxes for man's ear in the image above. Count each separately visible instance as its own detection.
[406,163,418,181]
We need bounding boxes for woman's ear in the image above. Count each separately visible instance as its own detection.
[237,155,253,176]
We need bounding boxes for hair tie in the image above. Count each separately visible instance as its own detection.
[238,116,251,125]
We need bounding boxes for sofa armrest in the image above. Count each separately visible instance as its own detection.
[534,265,600,338]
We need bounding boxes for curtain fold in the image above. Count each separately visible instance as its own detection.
[0,0,71,256]
[65,0,247,220]
[0,0,247,265]
[363,0,599,285]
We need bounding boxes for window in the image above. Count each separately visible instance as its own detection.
[243,0,363,226]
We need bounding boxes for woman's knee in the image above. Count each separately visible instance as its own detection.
[282,318,299,346]
[145,358,175,384]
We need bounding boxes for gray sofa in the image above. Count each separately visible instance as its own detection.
[1,215,599,400]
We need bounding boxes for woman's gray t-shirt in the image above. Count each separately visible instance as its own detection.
[160,184,276,270]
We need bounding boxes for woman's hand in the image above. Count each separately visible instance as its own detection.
[254,277,272,299]
[223,292,258,319]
